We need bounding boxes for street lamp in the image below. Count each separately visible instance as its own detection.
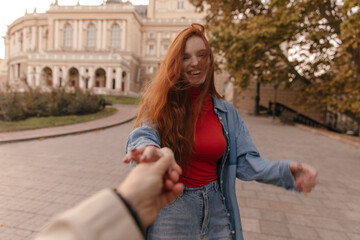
[272,82,279,121]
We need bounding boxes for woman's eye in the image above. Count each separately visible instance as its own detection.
[183,56,190,60]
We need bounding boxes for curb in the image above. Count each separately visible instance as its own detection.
[0,106,137,145]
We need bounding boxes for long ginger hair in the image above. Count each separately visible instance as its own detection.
[135,23,222,166]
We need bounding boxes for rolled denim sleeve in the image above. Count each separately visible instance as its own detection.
[234,113,296,190]
[126,126,161,153]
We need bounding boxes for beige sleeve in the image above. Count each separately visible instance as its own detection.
[35,189,144,240]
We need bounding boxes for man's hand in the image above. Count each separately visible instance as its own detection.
[290,162,318,193]
[118,150,183,228]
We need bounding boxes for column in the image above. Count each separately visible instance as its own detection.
[38,26,43,52]
[121,21,126,50]
[53,66,59,87]
[156,32,161,57]
[22,28,27,52]
[9,65,14,82]
[89,67,94,88]
[32,26,36,50]
[55,20,59,49]
[27,66,33,86]
[106,67,112,89]
[62,66,67,86]
[73,20,78,49]
[9,35,13,57]
[15,31,19,54]
[4,37,9,62]
[116,67,122,89]
[97,20,102,50]
[79,67,85,88]
[35,66,41,86]
[78,20,83,50]
[102,20,107,49]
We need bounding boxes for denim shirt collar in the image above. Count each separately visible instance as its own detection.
[211,96,228,113]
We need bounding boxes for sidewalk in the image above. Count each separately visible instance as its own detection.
[0,105,138,144]
[0,111,359,240]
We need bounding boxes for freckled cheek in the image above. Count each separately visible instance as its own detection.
[198,57,210,70]
[181,65,187,75]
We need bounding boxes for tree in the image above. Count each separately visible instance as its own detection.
[189,0,360,122]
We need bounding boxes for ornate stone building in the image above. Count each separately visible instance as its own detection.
[1,0,213,95]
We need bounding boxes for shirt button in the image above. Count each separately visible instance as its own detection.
[219,117,222,120]
[227,213,230,217]
[220,180,223,184]
[231,230,235,234]
[223,197,226,201]
[225,131,228,135]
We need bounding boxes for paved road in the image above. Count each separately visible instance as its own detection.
[0,114,359,240]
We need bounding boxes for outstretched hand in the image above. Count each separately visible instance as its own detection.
[289,162,318,193]
[123,146,182,191]
[118,152,183,228]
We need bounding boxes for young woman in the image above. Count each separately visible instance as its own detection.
[124,23,318,240]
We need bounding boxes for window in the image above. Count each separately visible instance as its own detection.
[63,23,72,48]
[110,24,121,48]
[147,66,154,74]
[162,44,169,55]
[148,44,155,56]
[148,32,155,39]
[163,32,170,39]
[177,1,184,9]
[86,24,96,48]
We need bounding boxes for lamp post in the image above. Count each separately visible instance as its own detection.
[255,82,260,115]
[272,82,279,121]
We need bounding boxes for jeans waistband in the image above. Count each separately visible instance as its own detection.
[183,180,219,193]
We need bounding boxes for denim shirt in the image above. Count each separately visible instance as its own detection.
[126,96,297,240]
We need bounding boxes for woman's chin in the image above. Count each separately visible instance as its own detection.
[188,77,206,87]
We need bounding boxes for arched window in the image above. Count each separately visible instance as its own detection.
[63,23,72,48]
[86,24,96,48]
[110,24,121,48]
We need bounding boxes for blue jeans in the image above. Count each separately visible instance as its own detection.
[147,181,232,240]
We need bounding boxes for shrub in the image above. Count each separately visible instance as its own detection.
[0,88,106,121]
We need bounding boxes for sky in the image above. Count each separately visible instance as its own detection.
[0,0,149,59]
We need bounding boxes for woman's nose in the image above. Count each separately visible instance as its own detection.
[190,56,199,66]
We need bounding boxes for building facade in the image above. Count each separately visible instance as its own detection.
[1,0,214,95]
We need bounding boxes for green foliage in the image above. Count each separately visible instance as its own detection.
[190,0,360,121]
[0,88,106,121]
[0,107,117,133]
[102,95,140,105]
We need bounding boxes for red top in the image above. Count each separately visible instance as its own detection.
[180,88,226,187]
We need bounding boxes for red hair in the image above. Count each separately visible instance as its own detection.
[135,23,222,166]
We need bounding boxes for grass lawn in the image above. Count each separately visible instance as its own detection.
[103,95,140,105]
[0,107,117,133]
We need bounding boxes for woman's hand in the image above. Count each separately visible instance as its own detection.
[123,146,182,191]
[123,145,164,164]
[290,162,318,193]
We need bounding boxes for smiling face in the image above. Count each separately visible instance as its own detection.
[181,36,210,87]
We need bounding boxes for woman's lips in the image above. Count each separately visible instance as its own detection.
[188,70,201,76]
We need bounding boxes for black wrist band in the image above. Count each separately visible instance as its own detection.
[113,189,147,238]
